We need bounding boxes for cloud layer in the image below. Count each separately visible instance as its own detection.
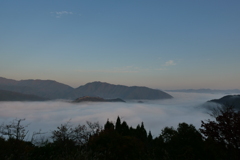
[0,93,225,138]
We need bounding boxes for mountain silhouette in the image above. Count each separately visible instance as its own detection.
[0,77,173,100]
[0,90,48,101]
[166,89,240,94]
[209,95,240,109]
[73,96,125,103]
[0,77,73,99]
[73,81,173,100]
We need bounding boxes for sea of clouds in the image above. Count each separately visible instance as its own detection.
[0,92,226,139]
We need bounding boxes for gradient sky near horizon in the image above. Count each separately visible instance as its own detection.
[1,0,240,90]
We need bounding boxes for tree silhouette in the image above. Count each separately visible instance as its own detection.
[0,118,28,141]
[115,116,121,132]
[155,123,205,160]
[200,105,240,149]
[104,119,114,131]
[200,105,240,159]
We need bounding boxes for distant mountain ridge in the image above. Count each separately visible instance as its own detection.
[0,77,172,100]
[73,96,125,103]
[166,89,240,94]
[0,90,48,101]
[0,77,73,99]
[73,81,172,100]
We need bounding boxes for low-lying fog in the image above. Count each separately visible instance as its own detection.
[0,92,227,139]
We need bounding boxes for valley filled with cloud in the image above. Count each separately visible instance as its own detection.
[0,92,225,139]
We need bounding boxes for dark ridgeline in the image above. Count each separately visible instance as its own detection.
[208,95,240,110]
[0,77,173,100]
[0,77,73,99]
[73,96,125,103]
[0,90,48,101]
[166,89,240,94]
[72,81,173,100]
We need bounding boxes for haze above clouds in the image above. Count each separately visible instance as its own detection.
[0,92,225,138]
[0,0,240,89]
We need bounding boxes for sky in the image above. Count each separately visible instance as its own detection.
[0,0,240,89]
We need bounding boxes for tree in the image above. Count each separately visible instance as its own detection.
[51,120,74,143]
[88,118,147,159]
[115,116,121,132]
[0,118,39,159]
[0,118,28,141]
[104,119,114,131]
[160,126,177,143]
[121,121,129,136]
[200,105,240,150]
[51,120,102,146]
[200,105,240,160]
[147,131,153,141]
[155,123,205,160]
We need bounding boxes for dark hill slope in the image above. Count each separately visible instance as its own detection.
[0,90,48,101]
[0,77,173,100]
[0,77,74,99]
[166,89,240,94]
[0,77,18,85]
[209,95,240,109]
[73,96,125,103]
[73,82,173,100]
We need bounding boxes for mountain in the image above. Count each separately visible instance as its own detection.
[72,81,173,100]
[208,95,240,109]
[166,89,240,94]
[0,90,48,101]
[0,77,74,99]
[0,77,173,100]
[73,96,125,103]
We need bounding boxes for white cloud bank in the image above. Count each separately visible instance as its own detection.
[0,93,225,138]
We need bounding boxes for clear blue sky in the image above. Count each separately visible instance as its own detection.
[0,0,239,89]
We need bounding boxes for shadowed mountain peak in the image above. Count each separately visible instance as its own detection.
[208,95,240,110]
[0,77,173,100]
[0,77,74,99]
[0,90,48,101]
[73,81,173,100]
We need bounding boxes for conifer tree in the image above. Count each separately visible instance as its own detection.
[115,116,121,133]
[104,120,114,131]
[148,131,153,141]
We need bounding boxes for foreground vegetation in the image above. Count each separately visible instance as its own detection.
[0,105,239,160]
